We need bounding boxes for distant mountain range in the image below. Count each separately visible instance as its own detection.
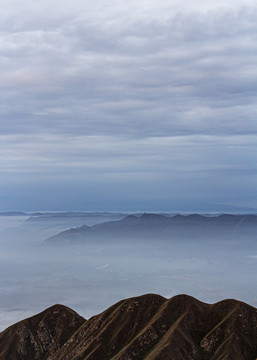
[0,211,128,217]
[44,213,257,245]
[1,293,257,360]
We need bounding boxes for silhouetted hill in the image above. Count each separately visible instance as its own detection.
[0,212,28,216]
[44,213,257,245]
[1,294,257,359]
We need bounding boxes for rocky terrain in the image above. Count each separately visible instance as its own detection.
[0,304,85,360]
[1,293,257,359]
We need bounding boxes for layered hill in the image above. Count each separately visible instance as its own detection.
[1,294,257,360]
[44,213,257,245]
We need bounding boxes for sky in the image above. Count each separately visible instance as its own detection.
[0,0,256,212]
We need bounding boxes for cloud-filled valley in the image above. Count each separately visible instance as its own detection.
[0,212,257,332]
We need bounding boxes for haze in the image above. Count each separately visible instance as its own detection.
[0,212,257,331]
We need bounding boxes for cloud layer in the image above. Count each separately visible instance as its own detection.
[0,0,256,210]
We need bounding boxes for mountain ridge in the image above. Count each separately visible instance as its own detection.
[44,213,257,245]
[1,293,257,360]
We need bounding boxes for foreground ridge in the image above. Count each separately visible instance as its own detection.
[1,294,257,360]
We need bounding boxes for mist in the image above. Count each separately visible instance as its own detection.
[0,212,257,331]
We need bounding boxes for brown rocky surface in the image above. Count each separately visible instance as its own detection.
[1,294,257,359]
[0,304,85,360]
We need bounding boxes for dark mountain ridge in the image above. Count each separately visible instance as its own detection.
[1,294,257,360]
[44,213,257,245]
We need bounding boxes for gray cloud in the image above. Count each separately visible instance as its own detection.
[0,0,256,210]
[1,4,256,134]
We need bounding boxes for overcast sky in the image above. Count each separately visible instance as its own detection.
[0,0,256,212]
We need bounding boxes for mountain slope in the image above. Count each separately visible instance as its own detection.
[44,213,257,245]
[1,294,257,360]
[0,304,85,360]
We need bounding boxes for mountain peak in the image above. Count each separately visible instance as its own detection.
[1,294,257,360]
[0,304,85,360]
